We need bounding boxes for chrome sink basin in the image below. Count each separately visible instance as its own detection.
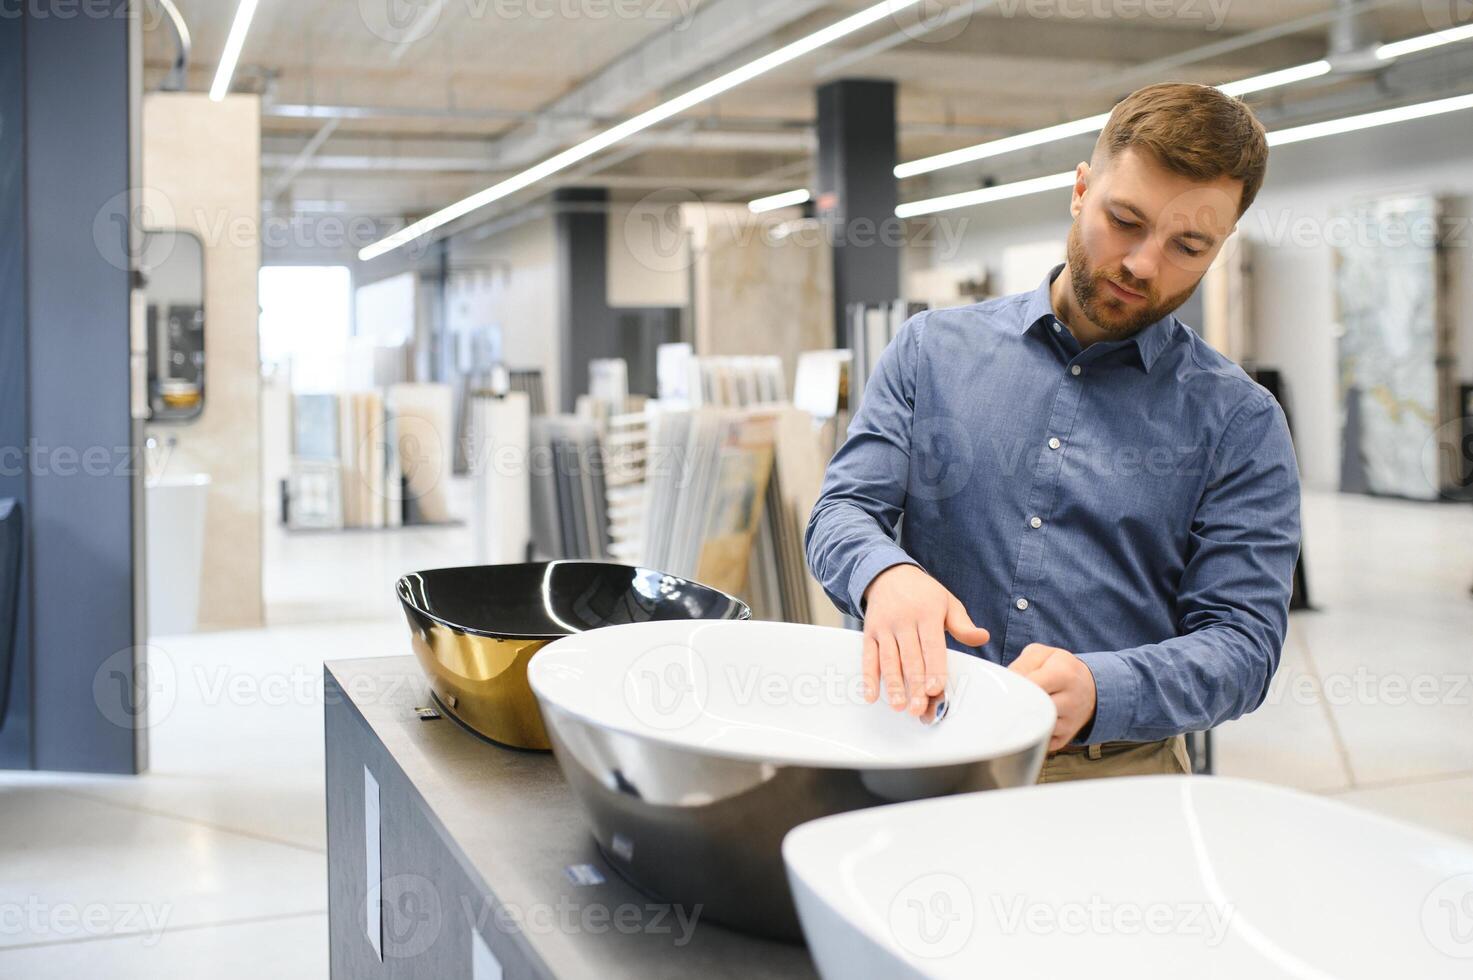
[396,561,748,750]
[526,619,1056,939]
[783,775,1473,978]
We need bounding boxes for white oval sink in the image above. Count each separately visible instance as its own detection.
[783,775,1473,978]
[527,619,1057,938]
[529,619,1055,768]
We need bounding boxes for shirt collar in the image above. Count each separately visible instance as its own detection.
[1020,263,1177,373]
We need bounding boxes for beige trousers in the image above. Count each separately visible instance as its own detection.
[1037,735,1192,784]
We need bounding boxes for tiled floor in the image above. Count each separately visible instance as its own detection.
[1,489,1470,976]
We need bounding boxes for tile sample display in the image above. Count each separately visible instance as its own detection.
[1335,194,1452,499]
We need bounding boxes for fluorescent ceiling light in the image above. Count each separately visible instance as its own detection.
[894,114,1111,179]
[749,188,811,213]
[1217,60,1331,97]
[899,89,1473,216]
[1266,90,1473,146]
[896,17,1473,182]
[360,0,924,261]
[209,0,260,102]
[896,60,1330,180]
[896,170,1076,218]
[1376,24,1473,61]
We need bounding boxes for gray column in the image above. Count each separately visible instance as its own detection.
[0,16,29,768]
[815,79,900,345]
[554,188,679,411]
[0,4,145,774]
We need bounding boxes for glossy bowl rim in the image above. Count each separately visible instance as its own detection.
[529,620,1057,770]
[395,559,751,641]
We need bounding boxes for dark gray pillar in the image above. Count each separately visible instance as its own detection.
[0,5,144,774]
[555,188,614,413]
[0,16,30,768]
[554,188,679,412]
[815,79,900,345]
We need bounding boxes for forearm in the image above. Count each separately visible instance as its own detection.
[805,314,929,620]
[1076,621,1281,743]
[805,494,918,619]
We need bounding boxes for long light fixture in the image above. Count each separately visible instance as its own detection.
[894,22,1473,181]
[894,113,1111,180]
[1265,90,1473,146]
[359,0,924,261]
[897,89,1473,217]
[896,171,1076,218]
[748,188,811,213]
[895,60,1329,180]
[1216,60,1331,97]
[1376,23,1473,61]
[209,0,260,102]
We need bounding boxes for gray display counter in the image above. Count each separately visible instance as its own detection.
[325,656,820,979]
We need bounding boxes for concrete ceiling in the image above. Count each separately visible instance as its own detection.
[141,0,1470,248]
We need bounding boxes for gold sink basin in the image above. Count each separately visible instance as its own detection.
[396,561,749,749]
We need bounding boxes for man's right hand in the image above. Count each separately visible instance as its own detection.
[860,564,990,717]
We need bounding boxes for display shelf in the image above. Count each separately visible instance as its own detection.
[325,656,818,979]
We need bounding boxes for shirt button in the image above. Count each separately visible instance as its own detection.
[1052,321,1062,333]
[1048,437,1061,450]
[1015,597,1029,611]
[1029,516,1042,529]
[1070,365,1082,376]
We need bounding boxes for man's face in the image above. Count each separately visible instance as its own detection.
[1065,147,1242,338]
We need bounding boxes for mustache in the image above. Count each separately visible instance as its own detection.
[1098,269,1150,299]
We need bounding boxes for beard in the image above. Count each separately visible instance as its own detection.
[1065,221,1198,339]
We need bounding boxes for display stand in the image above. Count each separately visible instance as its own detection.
[324,656,817,979]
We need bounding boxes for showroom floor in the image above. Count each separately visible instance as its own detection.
[0,489,1469,976]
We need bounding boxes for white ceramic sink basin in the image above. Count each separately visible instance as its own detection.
[527,619,1057,938]
[783,775,1473,978]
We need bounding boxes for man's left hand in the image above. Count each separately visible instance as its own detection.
[1009,643,1098,752]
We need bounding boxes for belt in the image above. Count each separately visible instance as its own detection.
[1053,738,1170,759]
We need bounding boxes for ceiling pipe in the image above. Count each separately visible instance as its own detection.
[1326,0,1386,73]
[1085,0,1402,92]
[152,0,191,92]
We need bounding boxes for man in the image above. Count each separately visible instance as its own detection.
[805,83,1301,782]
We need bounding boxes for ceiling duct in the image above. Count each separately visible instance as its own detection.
[1326,0,1385,73]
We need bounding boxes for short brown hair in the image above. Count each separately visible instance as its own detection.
[1095,83,1269,216]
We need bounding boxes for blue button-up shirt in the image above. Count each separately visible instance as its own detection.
[805,265,1302,744]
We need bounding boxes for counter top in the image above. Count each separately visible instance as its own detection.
[325,655,819,979]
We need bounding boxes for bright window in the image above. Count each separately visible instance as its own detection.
[258,265,353,391]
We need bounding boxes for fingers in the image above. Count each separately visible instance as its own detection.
[918,621,948,698]
[897,627,928,716]
[1027,656,1074,696]
[1009,642,1054,676]
[861,633,880,703]
[877,631,905,710]
[944,596,990,648]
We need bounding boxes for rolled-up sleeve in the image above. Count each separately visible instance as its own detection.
[1075,390,1302,743]
[804,315,926,619]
